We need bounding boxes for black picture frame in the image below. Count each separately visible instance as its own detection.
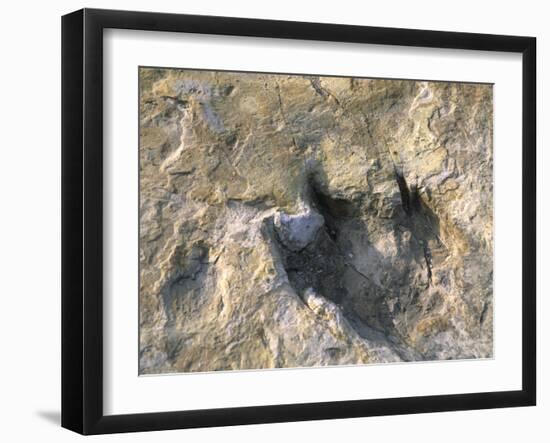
[61,8,536,435]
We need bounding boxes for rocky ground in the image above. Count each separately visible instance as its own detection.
[138,67,493,374]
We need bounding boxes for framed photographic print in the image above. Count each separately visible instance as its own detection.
[61,8,536,435]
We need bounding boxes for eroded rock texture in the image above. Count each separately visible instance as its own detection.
[139,67,493,374]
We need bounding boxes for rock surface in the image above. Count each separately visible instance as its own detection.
[139,68,493,374]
